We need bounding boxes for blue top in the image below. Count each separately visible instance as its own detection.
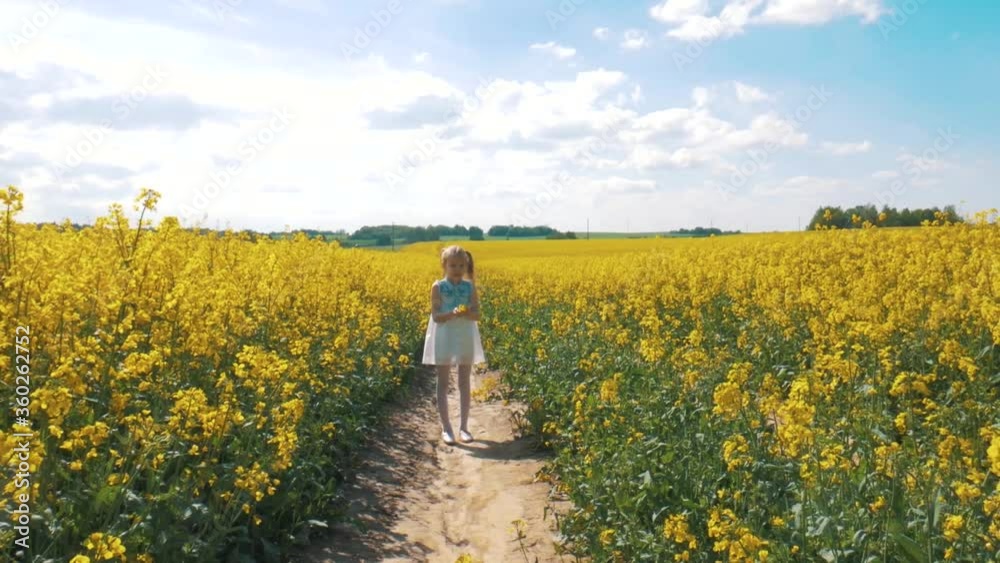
[435,277,473,314]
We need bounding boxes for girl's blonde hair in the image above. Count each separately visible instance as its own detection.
[440,245,475,282]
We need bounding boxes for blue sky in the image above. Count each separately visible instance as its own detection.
[1,0,997,232]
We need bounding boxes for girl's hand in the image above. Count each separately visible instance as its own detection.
[452,305,468,318]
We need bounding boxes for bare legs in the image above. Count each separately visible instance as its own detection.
[435,363,473,435]
[458,363,471,433]
[435,364,453,435]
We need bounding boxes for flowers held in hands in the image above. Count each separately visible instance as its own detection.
[446,303,480,321]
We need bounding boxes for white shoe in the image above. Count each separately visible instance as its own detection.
[441,430,456,445]
[459,429,474,443]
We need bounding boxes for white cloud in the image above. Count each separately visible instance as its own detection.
[664,0,760,41]
[457,70,629,145]
[716,112,808,150]
[622,145,706,170]
[593,27,610,40]
[733,81,772,103]
[753,175,852,197]
[600,84,811,173]
[615,84,644,106]
[170,0,255,25]
[871,170,899,179]
[0,6,481,228]
[631,84,643,104]
[1,3,931,234]
[666,14,747,41]
[896,149,950,173]
[529,41,576,60]
[275,0,327,14]
[821,140,872,155]
[692,86,712,108]
[759,0,885,24]
[654,0,887,42]
[650,0,710,23]
[621,29,651,50]
[633,108,691,133]
[590,176,658,194]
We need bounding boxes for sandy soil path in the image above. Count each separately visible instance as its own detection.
[293,367,573,563]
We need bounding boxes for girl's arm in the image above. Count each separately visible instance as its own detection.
[430,284,454,323]
[465,282,482,322]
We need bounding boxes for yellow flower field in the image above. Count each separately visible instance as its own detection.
[413,212,1000,561]
[0,187,435,561]
[2,183,998,562]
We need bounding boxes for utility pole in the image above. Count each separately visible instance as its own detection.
[587,218,590,240]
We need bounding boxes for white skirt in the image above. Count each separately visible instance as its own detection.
[421,314,486,366]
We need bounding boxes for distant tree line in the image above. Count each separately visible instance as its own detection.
[672,227,741,237]
[295,228,348,239]
[349,224,486,244]
[546,231,577,239]
[807,204,963,230]
[345,224,579,245]
[37,220,744,244]
[487,226,560,238]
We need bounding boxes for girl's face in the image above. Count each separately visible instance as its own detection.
[444,256,467,279]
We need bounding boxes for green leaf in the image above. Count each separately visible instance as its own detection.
[652,506,671,523]
[94,485,119,510]
[679,498,702,511]
[889,531,926,563]
[890,480,907,519]
[871,427,890,442]
[931,492,944,528]
[183,502,209,522]
[976,344,993,359]
[790,503,803,529]
[808,515,830,537]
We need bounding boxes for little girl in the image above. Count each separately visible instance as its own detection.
[422,245,486,445]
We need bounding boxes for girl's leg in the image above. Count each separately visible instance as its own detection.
[436,364,453,433]
[458,363,472,431]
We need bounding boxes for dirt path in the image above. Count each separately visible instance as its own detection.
[293,367,573,563]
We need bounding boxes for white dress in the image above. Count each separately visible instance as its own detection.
[422,278,487,366]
